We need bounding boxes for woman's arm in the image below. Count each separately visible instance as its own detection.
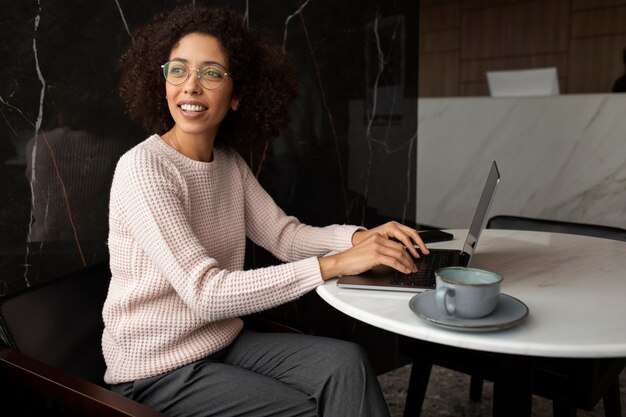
[236,153,359,261]
[233,153,429,281]
[319,222,430,280]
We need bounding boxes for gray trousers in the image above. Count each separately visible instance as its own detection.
[111,329,390,417]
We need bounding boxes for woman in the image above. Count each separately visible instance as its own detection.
[104,4,428,416]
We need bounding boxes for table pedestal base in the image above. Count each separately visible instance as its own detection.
[399,337,625,417]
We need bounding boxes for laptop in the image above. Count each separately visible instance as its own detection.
[337,160,501,292]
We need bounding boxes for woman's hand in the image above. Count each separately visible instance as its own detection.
[352,221,429,258]
[319,221,429,281]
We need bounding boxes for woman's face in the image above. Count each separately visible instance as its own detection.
[165,32,238,139]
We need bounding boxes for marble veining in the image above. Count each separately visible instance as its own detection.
[1,1,418,302]
[318,229,626,358]
[417,95,626,230]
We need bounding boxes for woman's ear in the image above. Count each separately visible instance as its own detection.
[231,97,240,111]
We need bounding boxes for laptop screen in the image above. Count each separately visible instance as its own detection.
[462,161,501,258]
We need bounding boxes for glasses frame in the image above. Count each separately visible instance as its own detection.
[161,60,231,91]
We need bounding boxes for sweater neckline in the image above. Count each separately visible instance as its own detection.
[151,134,219,172]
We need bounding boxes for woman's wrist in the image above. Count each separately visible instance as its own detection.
[318,255,340,281]
[351,230,368,246]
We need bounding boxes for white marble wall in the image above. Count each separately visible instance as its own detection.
[417,94,626,230]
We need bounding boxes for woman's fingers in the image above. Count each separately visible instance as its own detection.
[344,222,434,276]
[384,222,430,257]
[369,234,417,273]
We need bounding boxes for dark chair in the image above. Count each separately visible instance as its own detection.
[470,215,626,417]
[486,215,626,242]
[0,260,301,417]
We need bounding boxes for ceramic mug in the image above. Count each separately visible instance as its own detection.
[435,267,503,319]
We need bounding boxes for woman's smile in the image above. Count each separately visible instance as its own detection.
[176,100,209,119]
[179,103,207,113]
[165,32,236,141]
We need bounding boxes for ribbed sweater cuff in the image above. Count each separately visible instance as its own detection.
[290,224,365,260]
[333,224,366,250]
[293,257,325,292]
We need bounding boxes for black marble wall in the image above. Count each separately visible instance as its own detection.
[1,0,418,371]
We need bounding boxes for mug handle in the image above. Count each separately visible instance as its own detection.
[435,286,455,315]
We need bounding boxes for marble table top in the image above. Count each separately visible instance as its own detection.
[317,229,626,358]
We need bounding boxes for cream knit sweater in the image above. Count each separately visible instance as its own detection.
[103,135,360,384]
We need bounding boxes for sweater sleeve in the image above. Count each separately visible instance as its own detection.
[233,153,361,261]
[113,147,354,322]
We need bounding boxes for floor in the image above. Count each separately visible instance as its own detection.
[378,364,626,417]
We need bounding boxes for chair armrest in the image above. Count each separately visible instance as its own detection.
[0,345,166,417]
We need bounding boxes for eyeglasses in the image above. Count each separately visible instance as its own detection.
[161,60,230,90]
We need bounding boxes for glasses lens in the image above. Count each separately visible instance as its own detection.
[198,64,227,89]
[163,61,189,85]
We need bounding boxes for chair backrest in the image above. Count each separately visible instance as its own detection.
[0,261,111,386]
[486,215,626,242]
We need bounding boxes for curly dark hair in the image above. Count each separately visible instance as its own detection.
[118,4,299,154]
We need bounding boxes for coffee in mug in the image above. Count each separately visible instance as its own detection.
[435,267,503,319]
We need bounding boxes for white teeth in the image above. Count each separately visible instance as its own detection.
[180,104,206,112]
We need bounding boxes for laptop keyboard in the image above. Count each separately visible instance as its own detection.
[390,250,454,288]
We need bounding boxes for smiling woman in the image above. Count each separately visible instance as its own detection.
[117,5,298,159]
[105,4,427,417]
[160,32,238,162]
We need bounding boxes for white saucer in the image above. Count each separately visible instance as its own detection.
[409,291,529,332]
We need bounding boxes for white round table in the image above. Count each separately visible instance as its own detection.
[316,229,626,416]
